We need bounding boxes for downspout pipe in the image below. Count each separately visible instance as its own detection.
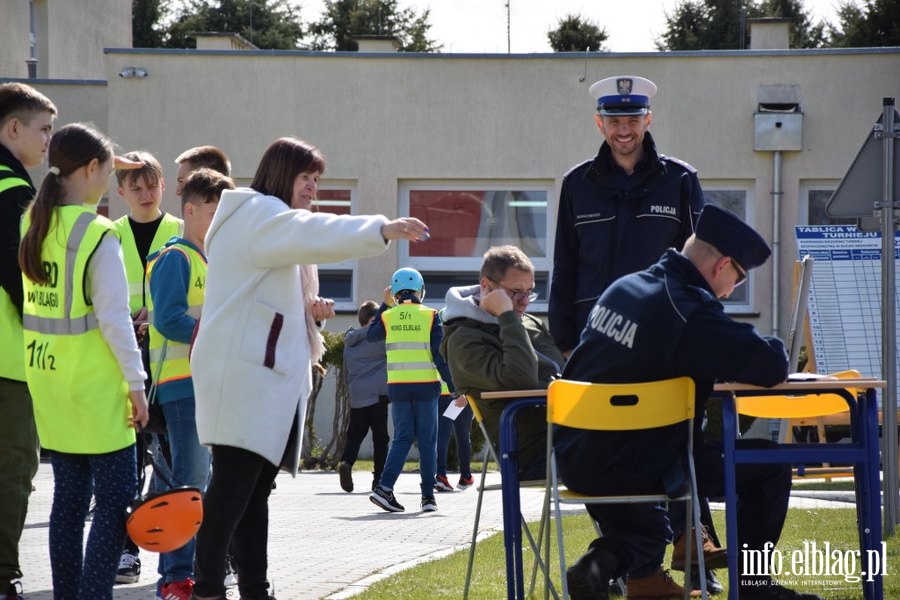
[771,150,782,337]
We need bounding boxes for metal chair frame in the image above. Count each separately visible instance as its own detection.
[545,377,708,600]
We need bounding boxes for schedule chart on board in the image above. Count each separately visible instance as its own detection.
[795,226,900,398]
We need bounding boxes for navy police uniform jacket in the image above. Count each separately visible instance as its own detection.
[553,249,788,489]
[549,132,705,353]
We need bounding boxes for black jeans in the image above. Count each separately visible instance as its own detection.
[341,397,390,483]
[192,445,278,599]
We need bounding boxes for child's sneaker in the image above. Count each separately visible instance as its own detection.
[370,486,405,512]
[159,578,194,600]
[421,496,438,512]
[5,582,24,600]
[116,550,141,583]
[338,461,354,493]
[434,474,454,492]
[224,553,238,586]
[457,475,475,490]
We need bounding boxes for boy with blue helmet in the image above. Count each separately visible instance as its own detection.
[367,268,455,513]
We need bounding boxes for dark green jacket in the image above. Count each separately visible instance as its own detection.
[440,285,565,474]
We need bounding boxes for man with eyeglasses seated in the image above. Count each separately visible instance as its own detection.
[440,244,565,480]
[556,205,814,600]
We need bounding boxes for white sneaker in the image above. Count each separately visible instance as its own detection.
[224,553,238,587]
[116,551,141,583]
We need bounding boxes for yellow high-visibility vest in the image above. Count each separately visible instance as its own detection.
[0,164,33,381]
[113,213,183,314]
[383,302,440,384]
[146,242,206,388]
[22,206,134,453]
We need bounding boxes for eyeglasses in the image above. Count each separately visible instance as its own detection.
[488,278,539,303]
[730,259,747,286]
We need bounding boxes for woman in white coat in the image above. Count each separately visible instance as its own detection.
[190,137,428,600]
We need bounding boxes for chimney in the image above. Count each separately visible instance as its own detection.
[354,36,399,53]
[748,18,792,50]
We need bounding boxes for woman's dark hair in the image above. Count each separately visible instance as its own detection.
[19,122,112,283]
[249,137,326,207]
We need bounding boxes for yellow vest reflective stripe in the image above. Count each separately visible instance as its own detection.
[0,165,33,380]
[0,164,30,193]
[146,244,206,387]
[22,206,134,453]
[113,213,183,314]
[383,303,440,384]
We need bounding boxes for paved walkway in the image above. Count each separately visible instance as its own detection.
[17,462,856,599]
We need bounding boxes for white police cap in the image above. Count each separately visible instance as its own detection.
[589,76,657,116]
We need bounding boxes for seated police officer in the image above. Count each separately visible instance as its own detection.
[555,205,821,600]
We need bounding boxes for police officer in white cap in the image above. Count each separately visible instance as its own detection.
[549,75,713,595]
[550,75,706,355]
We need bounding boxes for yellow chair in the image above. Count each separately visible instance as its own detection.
[737,370,861,478]
[545,377,707,600]
[463,395,556,599]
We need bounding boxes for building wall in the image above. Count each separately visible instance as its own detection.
[96,48,900,334]
[3,39,899,457]
[0,0,130,79]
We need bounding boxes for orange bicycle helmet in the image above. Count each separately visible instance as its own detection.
[126,486,203,553]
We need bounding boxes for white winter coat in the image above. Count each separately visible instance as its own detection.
[191,188,390,474]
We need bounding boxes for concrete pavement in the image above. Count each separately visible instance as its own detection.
[16,461,856,599]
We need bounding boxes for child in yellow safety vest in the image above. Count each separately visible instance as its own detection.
[18,122,149,600]
[145,168,234,598]
[0,81,56,599]
[366,267,456,514]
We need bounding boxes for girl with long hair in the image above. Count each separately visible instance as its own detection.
[19,122,148,599]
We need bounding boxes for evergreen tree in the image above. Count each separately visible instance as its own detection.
[133,0,169,48]
[547,14,609,52]
[657,0,828,50]
[830,0,900,47]
[164,0,305,49]
[307,0,440,52]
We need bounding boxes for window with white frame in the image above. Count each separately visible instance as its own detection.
[400,182,553,310]
[703,186,752,310]
[314,186,355,310]
[801,183,852,226]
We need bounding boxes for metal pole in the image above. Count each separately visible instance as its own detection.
[879,97,898,535]
[772,151,782,337]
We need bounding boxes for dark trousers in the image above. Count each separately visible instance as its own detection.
[561,438,791,580]
[193,445,278,600]
[341,397,390,483]
[0,377,39,588]
[692,439,792,565]
[49,446,136,600]
[437,395,474,478]
[560,461,672,580]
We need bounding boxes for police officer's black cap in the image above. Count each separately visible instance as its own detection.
[695,205,771,270]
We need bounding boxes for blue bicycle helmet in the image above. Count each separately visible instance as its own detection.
[391,267,424,295]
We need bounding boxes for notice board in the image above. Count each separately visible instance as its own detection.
[795,225,900,400]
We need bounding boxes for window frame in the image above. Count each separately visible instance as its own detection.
[701,182,755,313]
[399,180,554,311]
[314,181,357,311]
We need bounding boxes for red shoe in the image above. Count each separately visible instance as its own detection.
[457,475,475,490]
[159,578,194,600]
[435,474,454,492]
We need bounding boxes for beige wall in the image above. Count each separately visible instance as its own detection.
[3,40,899,456]
[0,0,129,79]
[95,48,900,335]
[4,42,900,337]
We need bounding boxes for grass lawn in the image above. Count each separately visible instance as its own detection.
[352,503,898,599]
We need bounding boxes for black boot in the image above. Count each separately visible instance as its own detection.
[566,545,619,600]
[688,566,724,595]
